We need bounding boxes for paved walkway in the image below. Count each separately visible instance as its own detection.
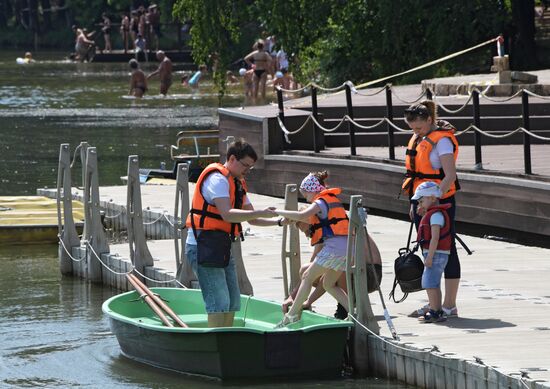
[93,184,550,383]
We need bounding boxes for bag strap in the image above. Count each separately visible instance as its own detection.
[388,276,409,303]
[406,220,414,251]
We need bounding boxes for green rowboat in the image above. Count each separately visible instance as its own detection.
[102,288,353,379]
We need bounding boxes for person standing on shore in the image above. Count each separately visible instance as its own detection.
[148,51,172,95]
[402,100,461,318]
[185,139,282,328]
[244,40,272,100]
[120,13,130,53]
[101,13,112,53]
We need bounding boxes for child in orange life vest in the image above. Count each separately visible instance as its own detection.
[412,181,452,323]
[273,171,350,327]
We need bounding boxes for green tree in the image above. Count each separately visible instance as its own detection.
[173,0,250,101]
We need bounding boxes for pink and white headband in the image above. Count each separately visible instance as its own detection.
[300,174,325,193]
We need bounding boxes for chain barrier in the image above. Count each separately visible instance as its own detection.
[349,314,531,389]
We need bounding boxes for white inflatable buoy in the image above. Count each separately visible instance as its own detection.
[239,68,247,76]
[16,58,26,65]
[275,71,283,79]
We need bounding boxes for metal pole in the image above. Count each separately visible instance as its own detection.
[521,90,532,175]
[385,84,395,160]
[345,83,356,156]
[311,87,321,153]
[426,87,433,100]
[472,89,483,169]
[277,88,286,151]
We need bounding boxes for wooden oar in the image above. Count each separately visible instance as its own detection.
[128,274,188,328]
[126,274,174,327]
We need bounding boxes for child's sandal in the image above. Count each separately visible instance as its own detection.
[274,313,300,329]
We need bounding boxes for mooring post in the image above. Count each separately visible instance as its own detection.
[127,155,154,282]
[280,184,301,298]
[346,195,380,376]
[56,144,80,275]
[83,147,109,283]
[79,142,89,238]
[174,163,195,287]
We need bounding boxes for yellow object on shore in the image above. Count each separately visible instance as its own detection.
[0,196,84,245]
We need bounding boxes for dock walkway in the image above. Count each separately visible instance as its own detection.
[60,184,550,385]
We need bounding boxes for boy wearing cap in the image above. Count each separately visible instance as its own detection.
[412,181,452,323]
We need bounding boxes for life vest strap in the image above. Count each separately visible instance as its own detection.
[309,217,348,234]
[405,170,445,180]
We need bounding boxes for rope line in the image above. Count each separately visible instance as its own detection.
[69,143,82,169]
[391,88,427,105]
[58,235,86,262]
[434,93,474,114]
[351,84,387,97]
[523,89,550,100]
[142,212,166,225]
[478,89,522,102]
[103,210,124,219]
[349,314,531,389]
[455,124,550,141]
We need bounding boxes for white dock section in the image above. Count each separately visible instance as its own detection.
[42,184,550,387]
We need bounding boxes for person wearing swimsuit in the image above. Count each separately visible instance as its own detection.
[244,40,272,100]
[129,59,148,98]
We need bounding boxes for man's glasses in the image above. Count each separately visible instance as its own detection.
[237,159,254,170]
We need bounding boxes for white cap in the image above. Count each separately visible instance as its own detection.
[239,68,246,76]
[275,71,283,79]
[411,181,441,200]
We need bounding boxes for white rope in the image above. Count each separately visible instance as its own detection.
[352,84,387,97]
[391,89,427,105]
[523,89,550,100]
[278,115,314,143]
[313,81,348,93]
[133,268,188,289]
[85,240,135,275]
[455,124,550,141]
[277,82,312,94]
[345,116,386,130]
[479,89,522,102]
[434,93,474,114]
[384,118,412,132]
[58,235,86,262]
[103,210,123,219]
[142,211,166,225]
[349,314,532,389]
[309,115,348,133]
[69,143,82,169]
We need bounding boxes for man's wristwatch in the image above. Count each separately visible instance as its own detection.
[277,218,283,227]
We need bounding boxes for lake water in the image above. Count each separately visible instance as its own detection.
[0,52,411,388]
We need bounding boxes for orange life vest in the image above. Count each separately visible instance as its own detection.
[417,203,452,251]
[186,163,247,239]
[402,121,460,200]
[308,188,349,246]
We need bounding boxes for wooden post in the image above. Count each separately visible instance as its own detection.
[126,156,154,281]
[79,142,89,238]
[83,147,109,283]
[346,195,380,376]
[174,163,195,287]
[56,144,79,275]
[280,184,301,298]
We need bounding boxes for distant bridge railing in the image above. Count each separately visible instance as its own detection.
[276,83,550,175]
